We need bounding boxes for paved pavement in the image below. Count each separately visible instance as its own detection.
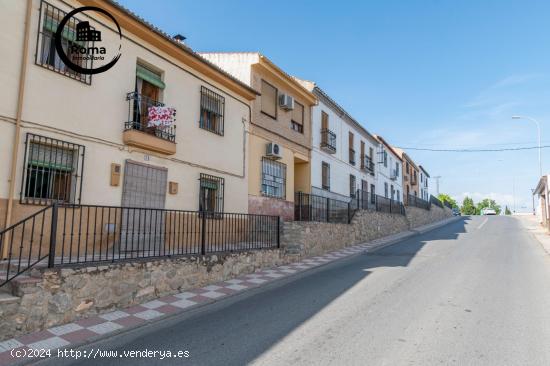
[28,216,550,365]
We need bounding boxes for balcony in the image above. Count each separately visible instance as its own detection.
[123,92,176,155]
[320,129,336,154]
[362,155,375,175]
[349,148,356,165]
[390,169,398,180]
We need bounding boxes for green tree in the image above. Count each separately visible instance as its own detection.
[438,193,458,209]
[505,206,512,215]
[461,196,476,215]
[476,198,501,215]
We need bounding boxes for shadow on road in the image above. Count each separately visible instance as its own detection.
[57,218,469,366]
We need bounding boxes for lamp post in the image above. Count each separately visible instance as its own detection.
[512,115,542,177]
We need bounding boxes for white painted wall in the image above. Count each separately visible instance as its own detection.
[310,97,378,200]
[375,144,403,202]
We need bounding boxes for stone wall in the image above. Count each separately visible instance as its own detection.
[0,249,287,341]
[406,205,453,229]
[282,210,410,257]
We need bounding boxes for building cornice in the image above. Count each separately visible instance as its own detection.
[79,0,259,101]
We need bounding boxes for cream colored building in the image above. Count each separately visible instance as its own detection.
[0,0,258,232]
[199,53,317,221]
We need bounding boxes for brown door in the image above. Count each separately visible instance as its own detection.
[138,80,160,131]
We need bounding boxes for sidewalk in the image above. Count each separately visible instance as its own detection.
[0,216,460,365]
[515,214,550,255]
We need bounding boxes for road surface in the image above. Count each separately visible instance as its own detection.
[38,216,550,366]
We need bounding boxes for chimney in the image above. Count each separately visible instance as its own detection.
[173,34,186,44]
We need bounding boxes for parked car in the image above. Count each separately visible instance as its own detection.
[452,208,461,216]
[482,208,497,215]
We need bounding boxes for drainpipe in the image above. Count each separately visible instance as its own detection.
[3,0,32,257]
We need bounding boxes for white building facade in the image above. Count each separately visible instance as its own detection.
[374,135,404,202]
[419,166,430,201]
[297,81,380,202]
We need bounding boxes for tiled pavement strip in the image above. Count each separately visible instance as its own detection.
[0,217,459,365]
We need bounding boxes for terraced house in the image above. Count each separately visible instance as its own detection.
[200,53,317,221]
[295,79,380,203]
[0,0,280,267]
[374,135,403,203]
[394,147,420,202]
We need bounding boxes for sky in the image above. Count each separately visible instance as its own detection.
[118,0,550,212]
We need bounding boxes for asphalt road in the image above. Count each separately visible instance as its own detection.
[38,216,550,366]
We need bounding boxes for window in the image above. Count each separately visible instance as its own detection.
[370,184,376,204]
[21,133,85,205]
[395,162,400,176]
[406,162,410,174]
[261,80,277,118]
[360,141,365,168]
[35,1,92,84]
[383,151,388,167]
[349,132,355,165]
[384,182,389,198]
[391,185,395,200]
[262,158,286,199]
[199,174,224,213]
[200,86,225,135]
[321,111,329,130]
[396,190,400,202]
[322,162,330,191]
[291,101,304,133]
[349,175,356,198]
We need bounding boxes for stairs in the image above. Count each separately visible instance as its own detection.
[0,261,45,301]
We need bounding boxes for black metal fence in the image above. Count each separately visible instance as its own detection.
[407,194,431,210]
[430,195,443,208]
[443,200,453,209]
[126,92,176,142]
[0,204,279,287]
[295,190,406,224]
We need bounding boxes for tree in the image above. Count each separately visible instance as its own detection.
[476,198,501,215]
[438,193,458,209]
[505,206,512,215]
[461,196,477,215]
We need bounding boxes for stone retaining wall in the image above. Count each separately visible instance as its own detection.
[406,205,453,228]
[0,250,287,341]
[282,210,410,257]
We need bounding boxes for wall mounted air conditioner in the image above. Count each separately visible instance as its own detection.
[266,142,282,159]
[278,94,294,110]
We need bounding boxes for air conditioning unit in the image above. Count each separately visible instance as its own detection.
[278,94,294,110]
[266,142,282,159]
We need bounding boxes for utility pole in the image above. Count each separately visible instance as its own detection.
[433,176,442,196]
[532,188,536,215]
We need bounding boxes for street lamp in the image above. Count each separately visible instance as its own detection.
[512,115,542,177]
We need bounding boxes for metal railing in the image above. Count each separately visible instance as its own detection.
[430,195,443,208]
[295,192,351,224]
[443,200,453,209]
[320,129,337,152]
[407,194,430,210]
[295,189,406,224]
[0,204,279,287]
[362,156,375,175]
[125,92,176,142]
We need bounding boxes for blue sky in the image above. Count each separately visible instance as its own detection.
[118,0,550,212]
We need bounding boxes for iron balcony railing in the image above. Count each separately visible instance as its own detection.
[407,194,430,210]
[320,129,337,153]
[0,204,279,288]
[362,155,375,175]
[125,92,176,142]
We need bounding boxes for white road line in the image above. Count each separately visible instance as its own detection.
[478,217,489,229]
